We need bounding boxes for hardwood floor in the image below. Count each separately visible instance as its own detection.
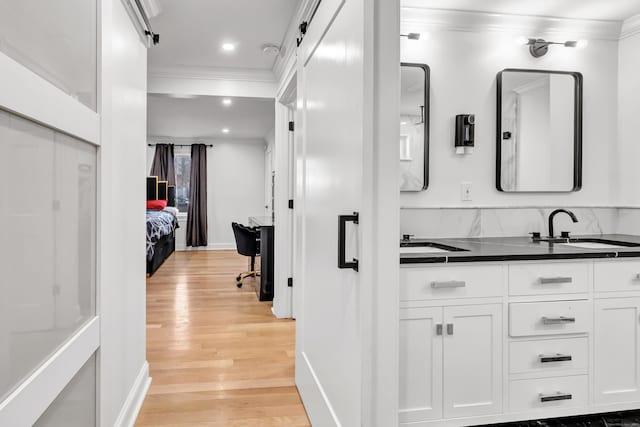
[135,251,310,427]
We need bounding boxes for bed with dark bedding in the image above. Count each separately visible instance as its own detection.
[146,176,178,276]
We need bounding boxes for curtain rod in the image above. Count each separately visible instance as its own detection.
[148,143,213,147]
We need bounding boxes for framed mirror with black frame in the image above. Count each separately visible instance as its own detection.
[400,62,430,192]
[496,68,583,193]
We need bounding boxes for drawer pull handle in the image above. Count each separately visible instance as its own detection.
[539,353,572,363]
[539,392,572,402]
[542,316,576,325]
[539,277,573,284]
[431,280,466,289]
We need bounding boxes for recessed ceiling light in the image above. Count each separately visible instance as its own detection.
[222,128,230,134]
[222,43,236,52]
[222,98,232,106]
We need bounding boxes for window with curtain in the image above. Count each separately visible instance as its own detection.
[174,153,191,213]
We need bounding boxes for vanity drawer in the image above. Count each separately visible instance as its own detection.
[509,337,588,375]
[400,265,503,301]
[509,375,588,412]
[509,262,589,296]
[509,300,590,337]
[594,260,640,292]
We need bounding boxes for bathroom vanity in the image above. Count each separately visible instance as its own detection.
[399,235,640,426]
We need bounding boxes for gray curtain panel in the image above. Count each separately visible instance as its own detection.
[186,144,208,247]
[149,143,176,186]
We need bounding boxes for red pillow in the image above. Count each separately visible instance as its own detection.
[147,199,167,210]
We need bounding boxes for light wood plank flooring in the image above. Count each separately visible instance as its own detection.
[135,251,310,426]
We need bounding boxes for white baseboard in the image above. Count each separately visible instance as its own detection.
[176,243,236,251]
[296,352,340,427]
[114,361,151,427]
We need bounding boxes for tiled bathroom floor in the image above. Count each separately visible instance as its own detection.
[486,411,640,427]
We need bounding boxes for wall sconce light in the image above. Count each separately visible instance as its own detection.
[401,33,421,40]
[517,37,588,57]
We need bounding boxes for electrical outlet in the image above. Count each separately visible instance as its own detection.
[461,182,472,201]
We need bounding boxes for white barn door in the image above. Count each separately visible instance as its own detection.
[295,0,367,425]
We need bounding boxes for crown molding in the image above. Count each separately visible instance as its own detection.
[620,14,640,39]
[400,8,623,41]
[148,65,276,83]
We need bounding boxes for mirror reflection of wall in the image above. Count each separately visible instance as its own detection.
[400,63,429,192]
[497,69,582,193]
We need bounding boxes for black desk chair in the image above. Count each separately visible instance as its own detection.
[231,222,260,288]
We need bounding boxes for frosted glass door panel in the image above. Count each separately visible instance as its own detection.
[54,134,96,328]
[33,354,96,427]
[0,0,97,110]
[0,110,96,402]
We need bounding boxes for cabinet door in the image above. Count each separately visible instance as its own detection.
[443,304,503,418]
[594,298,640,404]
[399,307,443,423]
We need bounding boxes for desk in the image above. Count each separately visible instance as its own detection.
[248,216,274,301]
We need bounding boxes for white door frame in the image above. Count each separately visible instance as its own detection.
[272,63,298,319]
[362,0,401,423]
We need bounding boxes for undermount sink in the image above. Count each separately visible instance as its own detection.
[400,246,450,254]
[560,242,630,250]
[557,238,640,250]
[399,241,467,254]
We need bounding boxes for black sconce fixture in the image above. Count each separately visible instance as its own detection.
[518,37,588,58]
[401,33,421,40]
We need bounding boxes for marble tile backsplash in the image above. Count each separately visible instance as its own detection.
[400,207,627,239]
[618,208,640,235]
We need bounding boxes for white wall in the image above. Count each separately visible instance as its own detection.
[400,14,620,208]
[147,137,266,249]
[618,29,640,207]
[100,0,149,425]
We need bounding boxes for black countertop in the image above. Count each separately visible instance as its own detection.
[400,234,640,265]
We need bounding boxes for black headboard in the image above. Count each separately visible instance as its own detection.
[147,176,158,200]
[168,185,176,207]
[147,176,176,207]
[157,180,168,200]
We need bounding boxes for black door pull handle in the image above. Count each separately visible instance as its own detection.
[338,212,359,272]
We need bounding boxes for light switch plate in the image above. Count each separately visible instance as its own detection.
[461,182,472,201]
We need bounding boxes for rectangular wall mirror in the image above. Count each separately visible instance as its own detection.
[496,69,583,192]
[400,63,430,192]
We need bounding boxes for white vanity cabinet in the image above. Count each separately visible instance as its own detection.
[400,258,640,426]
[443,304,503,418]
[399,304,502,423]
[593,260,640,405]
[593,298,640,404]
[400,307,443,422]
[399,265,504,424]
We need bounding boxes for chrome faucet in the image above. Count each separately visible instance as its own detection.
[548,209,578,239]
